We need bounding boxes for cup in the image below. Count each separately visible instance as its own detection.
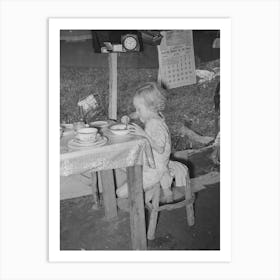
[76,127,98,142]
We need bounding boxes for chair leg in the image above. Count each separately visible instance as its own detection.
[184,172,195,226]
[147,184,161,240]
[186,203,195,226]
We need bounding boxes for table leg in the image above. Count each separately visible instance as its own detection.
[100,170,117,219]
[91,171,100,210]
[126,165,147,250]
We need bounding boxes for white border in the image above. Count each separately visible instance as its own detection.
[49,18,231,262]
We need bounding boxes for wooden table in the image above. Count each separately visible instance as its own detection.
[60,129,155,250]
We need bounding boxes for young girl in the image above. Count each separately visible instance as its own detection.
[116,82,173,202]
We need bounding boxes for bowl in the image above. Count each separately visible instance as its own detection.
[76,127,98,142]
[61,123,73,129]
[90,121,109,129]
[109,124,129,136]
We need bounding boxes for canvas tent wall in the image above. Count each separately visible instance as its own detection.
[60,30,219,68]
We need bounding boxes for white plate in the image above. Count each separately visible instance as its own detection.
[68,136,108,150]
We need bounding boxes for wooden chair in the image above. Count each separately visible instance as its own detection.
[145,162,195,240]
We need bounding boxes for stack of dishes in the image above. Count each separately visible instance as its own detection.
[68,127,107,150]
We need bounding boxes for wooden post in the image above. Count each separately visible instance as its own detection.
[127,165,147,250]
[157,46,162,87]
[97,171,103,193]
[100,169,117,219]
[108,52,118,120]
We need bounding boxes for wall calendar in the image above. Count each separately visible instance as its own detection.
[158,30,196,89]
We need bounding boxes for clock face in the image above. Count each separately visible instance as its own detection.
[123,36,137,50]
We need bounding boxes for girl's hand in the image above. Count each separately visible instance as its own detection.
[121,115,130,125]
[128,123,146,137]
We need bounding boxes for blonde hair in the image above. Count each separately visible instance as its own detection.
[134,82,166,112]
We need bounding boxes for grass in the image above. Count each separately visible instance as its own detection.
[60,59,220,151]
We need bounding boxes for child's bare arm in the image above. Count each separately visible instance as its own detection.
[128,123,165,154]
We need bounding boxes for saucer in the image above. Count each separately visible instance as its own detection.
[75,133,101,144]
[68,136,108,150]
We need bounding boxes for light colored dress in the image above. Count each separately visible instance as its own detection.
[116,116,173,198]
[142,117,172,190]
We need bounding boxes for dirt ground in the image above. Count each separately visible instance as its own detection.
[60,59,220,250]
[60,149,220,250]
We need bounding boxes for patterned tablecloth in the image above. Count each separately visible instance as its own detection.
[60,129,155,176]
